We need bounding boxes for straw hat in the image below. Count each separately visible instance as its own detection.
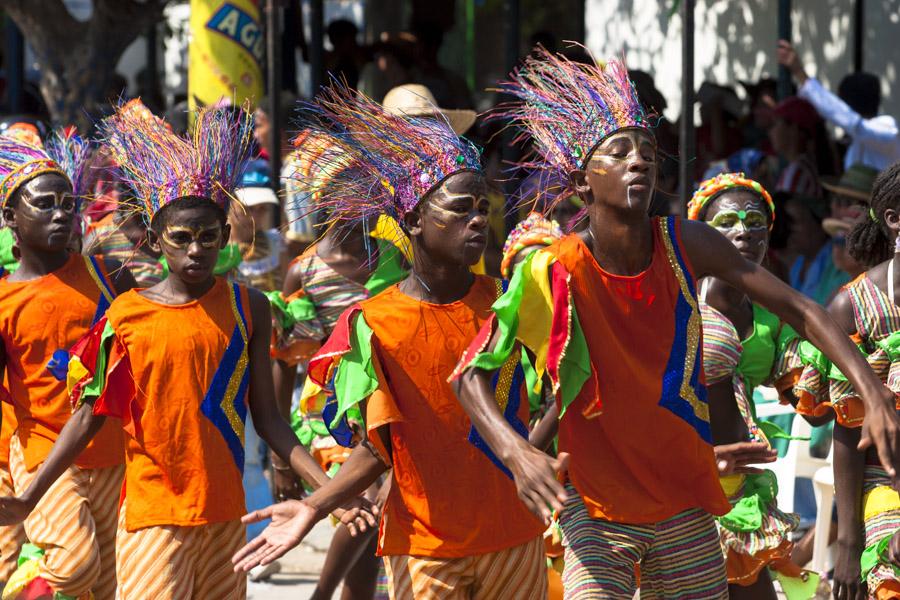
[822,163,879,202]
[382,84,476,135]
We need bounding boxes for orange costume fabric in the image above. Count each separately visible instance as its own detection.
[545,219,730,523]
[0,403,24,583]
[316,276,545,558]
[0,254,124,471]
[90,278,253,531]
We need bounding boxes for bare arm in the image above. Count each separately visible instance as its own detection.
[453,336,569,525]
[683,220,900,483]
[232,434,388,572]
[245,289,330,490]
[529,401,559,451]
[0,403,106,524]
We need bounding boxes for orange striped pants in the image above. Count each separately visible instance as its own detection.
[383,536,547,600]
[0,465,25,583]
[114,503,247,600]
[9,435,123,600]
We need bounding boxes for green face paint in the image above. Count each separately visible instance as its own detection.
[708,209,768,232]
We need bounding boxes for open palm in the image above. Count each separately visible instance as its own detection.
[232,500,318,572]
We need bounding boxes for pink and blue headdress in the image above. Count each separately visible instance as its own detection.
[100,99,254,221]
[492,46,649,207]
[290,83,482,224]
[0,124,92,208]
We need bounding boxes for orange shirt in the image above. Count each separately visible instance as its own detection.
[360,276,544,558]
[548,218,730,523]
[97,278,253,530]
[0,254,124,471]
[0,402,16,469]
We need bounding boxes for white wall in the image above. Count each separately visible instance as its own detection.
[585,0,899,123]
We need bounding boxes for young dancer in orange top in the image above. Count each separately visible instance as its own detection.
[0,130,134,600]
[233,85,547,599]
[0,104,375,600]
[451,48,900,599]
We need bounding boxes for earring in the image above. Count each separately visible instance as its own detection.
[894,235,900,254]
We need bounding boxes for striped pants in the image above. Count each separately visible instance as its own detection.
[0,466,25,583]
[9,435,123,600]
[114,504,247,600]
[559,485,728,599]
[383,536,547,600]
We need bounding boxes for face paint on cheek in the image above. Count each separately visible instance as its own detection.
[161,224,223,250]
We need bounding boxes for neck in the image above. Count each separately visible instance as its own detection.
[157,273,217,303]
[401,249,473,304]
[15,247,70,278]
[586,206,654,275]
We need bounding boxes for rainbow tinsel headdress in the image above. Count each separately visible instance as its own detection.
[289,83,482,223]
[44,128,92,200]
[0,133,68,209]
[101,99,253,220]
[687,172,775,225]
[492,46,648,205]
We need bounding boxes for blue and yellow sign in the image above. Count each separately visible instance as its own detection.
[188,0,263,113]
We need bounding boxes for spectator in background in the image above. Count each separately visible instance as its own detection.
[770,97,825,199]
[784,194,849,304]
[229,166,287,293]
[778,40,900,171]
[820,164,879,284]
[410,21,474,109]
[738,77,780,152]
[324,19,368,90]
[358,33,416,103]
[696,82,744,179]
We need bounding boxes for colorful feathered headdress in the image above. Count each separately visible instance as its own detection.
[687,172,775,225]
[44,128,92,200]
[0,129,69,208]
[101,99,253,220]
[289,83,482,224]
[492,46,648,206]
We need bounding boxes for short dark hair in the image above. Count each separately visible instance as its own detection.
[150,196,227,234]
[838,72,880,118]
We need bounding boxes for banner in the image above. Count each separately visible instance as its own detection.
[188,0,264,113]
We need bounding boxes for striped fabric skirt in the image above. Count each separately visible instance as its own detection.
[558,483,728,599]
[862,465,900,599]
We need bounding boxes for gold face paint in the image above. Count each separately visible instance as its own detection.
[20,190,77,217]
[161,223,223,250]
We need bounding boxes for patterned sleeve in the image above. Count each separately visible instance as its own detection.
[792,335,893,428]
[769,322,803,402]
[266,288,325,365]
[450,249,594,419]
[307,306,399,463]
[67,316,139,436]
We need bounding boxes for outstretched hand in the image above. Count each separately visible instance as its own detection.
[233,500,318,572]
[0,496,33,526]
[714,442,777,476]
[507,448,570,526]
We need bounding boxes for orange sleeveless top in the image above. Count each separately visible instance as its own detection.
[361,276,544,557]
[0,254,123,470]
[98,278,253,530]
[548,217,730,523]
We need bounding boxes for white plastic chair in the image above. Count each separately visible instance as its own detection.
[754,389,830,514]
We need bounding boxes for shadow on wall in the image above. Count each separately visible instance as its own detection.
[585,0,899,123]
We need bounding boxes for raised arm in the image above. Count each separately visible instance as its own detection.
[683,219,900,484]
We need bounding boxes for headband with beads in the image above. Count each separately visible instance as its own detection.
[687,172,775,227]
